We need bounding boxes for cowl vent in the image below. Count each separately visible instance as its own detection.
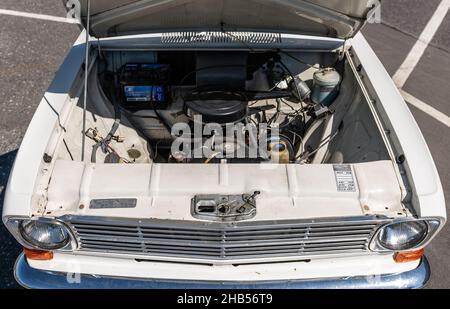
[161,31,282,44]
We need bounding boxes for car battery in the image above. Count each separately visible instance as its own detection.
[119,63,170,110]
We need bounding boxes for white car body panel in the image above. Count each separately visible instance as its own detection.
[45,160,402,219]
[350,33,446,219]
[2,33,87,220]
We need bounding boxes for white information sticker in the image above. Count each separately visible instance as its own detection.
[333,165,356,192]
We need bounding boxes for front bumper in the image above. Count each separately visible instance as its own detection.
[14,253,430,289]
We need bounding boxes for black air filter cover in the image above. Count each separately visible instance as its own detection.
[185,90,248,124]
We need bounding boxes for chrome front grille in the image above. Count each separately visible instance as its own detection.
[66,216,386,261]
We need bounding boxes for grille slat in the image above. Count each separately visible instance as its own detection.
[78,234,371,247]
[71,221,377,232]
[80,241,366,253]
[68,217,384,261]
[75,228,374,240]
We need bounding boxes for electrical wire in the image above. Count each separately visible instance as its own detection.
[107,144,131,164]
[272,99,304,129]
[277,59,307,127]
[152,140,163,161]
[279,50,321,70]
[296,130,339,163]
[280,98,297,110]
[276,98,300,115]
[91,88,122,163]
[246,116,258,126]
[204,152,222,164]
[284,129,304,160]
[62,138,74,161]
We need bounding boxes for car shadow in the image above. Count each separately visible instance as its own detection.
[0,149,21,288]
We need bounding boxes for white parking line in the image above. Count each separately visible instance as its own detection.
[393,0,450,88]
[390,0,450,127]
[401,90,450,128]
[0,8,79,24]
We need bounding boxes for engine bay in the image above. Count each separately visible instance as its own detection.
[53,48,391,166]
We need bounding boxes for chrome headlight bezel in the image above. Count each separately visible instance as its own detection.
[5,217,77,251]
[370,218,443,252]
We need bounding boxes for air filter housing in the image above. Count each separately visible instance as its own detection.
[185,89,248,124]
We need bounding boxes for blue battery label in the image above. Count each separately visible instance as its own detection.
[124,85,165,102]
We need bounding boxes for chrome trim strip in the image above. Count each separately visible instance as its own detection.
[369,217,444,252]
[14,253,430,289]
[4,216,78,252]
[68,247,378,266]
[61,214,390,228]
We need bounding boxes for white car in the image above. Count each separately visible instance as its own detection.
[3,0,446,289]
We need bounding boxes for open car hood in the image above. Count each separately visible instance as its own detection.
[65,0,380,39]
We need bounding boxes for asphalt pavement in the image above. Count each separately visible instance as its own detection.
[0,0,449,288]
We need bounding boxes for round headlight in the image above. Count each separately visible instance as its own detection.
[19,220,70,250]
[377,221,428,251]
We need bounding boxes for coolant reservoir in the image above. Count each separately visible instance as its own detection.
[311,68,341,106]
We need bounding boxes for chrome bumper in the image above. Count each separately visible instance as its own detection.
[14,253,430,289]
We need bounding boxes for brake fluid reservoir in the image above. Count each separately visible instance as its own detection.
[269,141,290,164]
[311,68,341,106]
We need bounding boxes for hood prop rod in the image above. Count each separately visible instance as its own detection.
[81,0,91,161]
